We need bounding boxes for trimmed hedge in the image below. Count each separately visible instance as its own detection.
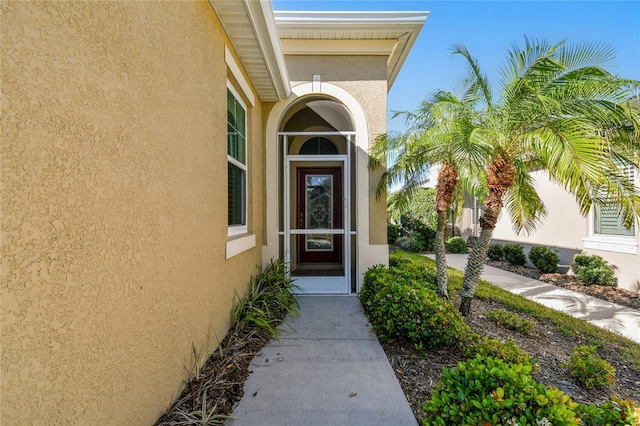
[445,236,468,253]
[360,256,469,350]
[529,246,559,273]
[503,243,526,266]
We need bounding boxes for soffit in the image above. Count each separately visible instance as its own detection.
[210,0,291,102]
[274,11,429,89]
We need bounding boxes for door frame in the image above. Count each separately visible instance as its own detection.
[282,131,353,294]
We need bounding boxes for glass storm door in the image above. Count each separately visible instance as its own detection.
[297,168,342,264]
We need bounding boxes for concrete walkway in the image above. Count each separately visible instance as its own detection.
[432,254,640,345]
[227,295,418,426]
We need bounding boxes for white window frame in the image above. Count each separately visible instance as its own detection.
[227,82,249,237]
[583,164,638,255]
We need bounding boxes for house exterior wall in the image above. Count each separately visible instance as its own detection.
[491,170,640,293]
[285,55,389,247]
[1,2,264,424]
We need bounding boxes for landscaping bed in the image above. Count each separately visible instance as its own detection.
[486,259,640,311]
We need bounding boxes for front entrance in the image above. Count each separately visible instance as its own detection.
[281,131,353,294]
[297,167,342,265]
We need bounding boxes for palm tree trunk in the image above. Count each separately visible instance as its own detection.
[434,161,458,300]
[434,210,449,299]
[459,206,499,317]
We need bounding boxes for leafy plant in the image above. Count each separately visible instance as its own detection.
[486,309,535,335]
[423,356,578,425]
[445,236,467,253]
[396,236,421,252]
[487,243,504,261]
[567,345,616,389]
[503,243,526,266]
[361,259,469,350]
[529,246,559,273]
[232,259,300,338]
[576,395,640,426]
[462,335,536,371]
[572,254,616,286]
[401,215,436,251]
[387,222,400,244]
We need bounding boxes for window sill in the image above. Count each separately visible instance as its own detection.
[226,233,256,259]
[583,235,637,255]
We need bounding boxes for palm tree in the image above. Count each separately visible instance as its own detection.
[370,90,487,300]
[455,37,640,316]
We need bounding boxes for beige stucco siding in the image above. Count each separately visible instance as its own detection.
[492,170,588,249]
[492,170,639,292]
[2,2,263,424]
[285,55,388,245]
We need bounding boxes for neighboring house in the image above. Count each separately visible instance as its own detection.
[489,167,640,293]
[1,1,427,424]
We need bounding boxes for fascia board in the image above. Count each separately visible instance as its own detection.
[244,0,291,100]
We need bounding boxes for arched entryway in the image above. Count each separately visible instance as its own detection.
[278,96,355,293]
[264,82,385,294]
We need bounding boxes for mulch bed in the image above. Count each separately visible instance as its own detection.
[383,290,640,424]
[486,260,640,310]
[156,260,640,425]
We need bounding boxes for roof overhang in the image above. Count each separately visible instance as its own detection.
[210,3,428,99]
[274,11,429,89]
[210,0,291,102]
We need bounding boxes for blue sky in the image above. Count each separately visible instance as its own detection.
[272,1,640,132]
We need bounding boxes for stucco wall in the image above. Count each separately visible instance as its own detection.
[1,2,263,424]
[285,55,389,245]
[491,170,639,292]
[492,170,588,249]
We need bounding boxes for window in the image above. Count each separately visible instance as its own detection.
[593,165,635,237]
[227,86,247,234]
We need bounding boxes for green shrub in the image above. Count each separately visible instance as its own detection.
[423,355,578,426]
[576,395,640,425]
[529,246,560,273]
[401,215,436,251]
[487,244,504,261]
[389,260,438,293]
[370,281,470,350]
[361,260,469,350]
[232,259,300,337]
[503,243,526,266]
[567,345,616,389]
[359,264,391,315]
[445,236,467,253]
[396,236,419,252]
[462,335,536,370]
[572,254,616,286]
[387,222,400,244]
[486,309,535,335]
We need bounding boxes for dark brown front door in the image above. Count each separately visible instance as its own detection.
[297,167,342,264]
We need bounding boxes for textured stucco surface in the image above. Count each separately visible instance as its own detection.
[492,171,639,292]
[1,2,263,424]
[285,55,389,245]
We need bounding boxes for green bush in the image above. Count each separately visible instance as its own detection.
[232,259,300,337]
[360,259,469,350]
[387,222,400,244]
[486,309,535,335]
[572,254,616,286]
[576,395,640,425]
[359,264,391,315]
[371,282,469,350]
[529,246,560,273]
[423,355,578,426]
[567,345,616,389]
[445,236,467,253]
[401,215,435,251]
[462,335,536,370]
[389,258,438,293]
[503,243,526,266]
[487,244,504,261]
[396,236,420,252]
